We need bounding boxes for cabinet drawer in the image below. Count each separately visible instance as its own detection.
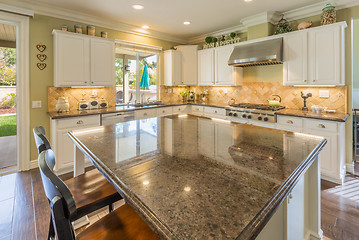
[56,115,100,129]
[204,107,226,116]
[172,105,188,114]
[277,116,303,128]
[156,107,173,117]
[304,119,337,132]
[191,106,204,114]
[135,109,156,119]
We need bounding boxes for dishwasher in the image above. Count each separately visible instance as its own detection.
[101,111,135,125]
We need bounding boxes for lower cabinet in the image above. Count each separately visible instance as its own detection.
[276,115,345,184]
[50,115,101,174]
[134,108,156,120]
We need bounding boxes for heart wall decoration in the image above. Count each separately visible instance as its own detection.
[37,54,47,62]
[36,44,46,52]
[37,63,47,70]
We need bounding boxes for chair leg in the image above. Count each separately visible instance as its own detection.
[109,203,114,212]
[48,214,55,240]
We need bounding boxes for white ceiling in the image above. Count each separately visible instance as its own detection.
[1,0,356,43]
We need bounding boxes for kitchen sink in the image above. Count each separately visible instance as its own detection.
[130,102,164,108]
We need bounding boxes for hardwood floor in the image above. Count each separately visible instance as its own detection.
[1,169,359,240]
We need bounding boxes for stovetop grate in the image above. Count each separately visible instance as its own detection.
[229,103,286,111]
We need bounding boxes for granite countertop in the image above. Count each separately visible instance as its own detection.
[47,103,226,119]
[276,109,349,122]
[68,115,326,240]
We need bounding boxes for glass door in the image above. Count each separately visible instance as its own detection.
[353,18,359,163]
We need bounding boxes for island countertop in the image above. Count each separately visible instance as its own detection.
[68,115,326,239]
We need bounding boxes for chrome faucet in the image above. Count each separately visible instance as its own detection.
[140,93,145,104]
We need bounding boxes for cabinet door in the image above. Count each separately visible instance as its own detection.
[309,27,341,85]
[177,45,198,85]
[56,128,80,171]
[164,50,182,86]
[90,38,115,86]
[198,119,215,158]
[215,46,236,85]
[198,49,214,86]
[283,31,308,86]
[54,33,90,86]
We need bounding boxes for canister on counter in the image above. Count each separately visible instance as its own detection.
[87,25,95,36]
[74,24,82,34]
[101,31,108,38]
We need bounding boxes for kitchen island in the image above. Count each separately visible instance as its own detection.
[68,115,326,240]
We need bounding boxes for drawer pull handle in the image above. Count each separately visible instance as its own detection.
[214,110,217,113]
[144,113,147,116]
[318,124,325,128]
[287,120,293,124]
[304,80,307,82]
[162,110,165,113]
[77,120,84,125]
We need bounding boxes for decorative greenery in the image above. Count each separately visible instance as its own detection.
[1,93,16,108]
[0,47,16,86]
[212,37,218,43]
[0,114,16,137]
[179,90,189,96]
[275,17,292,35]
[230,32,236,38]
[205,36,213,43]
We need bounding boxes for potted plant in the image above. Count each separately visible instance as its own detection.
[179,91,189,103]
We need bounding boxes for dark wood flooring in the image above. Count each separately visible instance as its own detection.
[1,169,359,240]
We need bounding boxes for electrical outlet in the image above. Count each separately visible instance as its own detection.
[319,90,329,98]
[92,90,97,97]
[32,100,42,108]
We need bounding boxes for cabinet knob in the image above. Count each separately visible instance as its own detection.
[287,120,293,124]
[318,124,325,128]
[313,80,316,82]
[91,81,94,84]
[84,81,87,83]
[162,110,165,113]
[288,193,293,204]
[144,113,147,116]
[303,80,307,82]
[77,120,84,125]
[214,110,217,113]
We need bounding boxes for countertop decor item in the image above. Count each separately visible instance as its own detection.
[268,95,281,107]
[89,95,99,109]
[321,3,336,25]
[56,97,69,113]
[301,90,312,111]
[298,21,312,30]
[87,25,95,36]
[99,98,108,109]
[275,16,292,35]
[74,24,82,34]
[179,91,189,103]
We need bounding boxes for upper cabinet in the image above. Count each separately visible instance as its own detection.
[283,22,346,86]
[53,30,115,87]
[198,45,242,86]
[164,45,199,86]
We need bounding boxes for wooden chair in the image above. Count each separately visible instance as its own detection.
[33,126,122,239]
[38,149,159,240]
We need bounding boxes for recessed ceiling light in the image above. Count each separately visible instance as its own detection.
[142,25,149,29]
[132,5,144,10]
[183,21,191,25]
[244,0,252,2]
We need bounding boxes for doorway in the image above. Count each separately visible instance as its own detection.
[0,29,17,171]
[353,18,359,166]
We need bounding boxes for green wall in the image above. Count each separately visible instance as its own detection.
[247,22,274,40]
[29,14,179,160]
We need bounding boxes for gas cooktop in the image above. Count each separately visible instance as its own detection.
[228,103,285,111]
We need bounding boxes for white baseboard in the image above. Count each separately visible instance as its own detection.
[30,159,38,169]
[346,163,354,174]
[321,174,344,185]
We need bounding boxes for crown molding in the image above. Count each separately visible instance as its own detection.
[241,11,281,28]
[0,0,188,44]
[0,2,33,17]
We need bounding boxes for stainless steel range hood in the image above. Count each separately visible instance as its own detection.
[228,38,283,67]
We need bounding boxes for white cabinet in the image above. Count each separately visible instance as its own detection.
[283,22,346,86]
[53,30,115,87]
[172,105,190,115]
[134,108,157,120]
[176,45,199,85]
[198,49,215,86]
[164,50,182,86]
[50,115,101,174]
[276,115,345,184]
[198,46,242,86]
[90,38,115,86]
[156,107,173,117]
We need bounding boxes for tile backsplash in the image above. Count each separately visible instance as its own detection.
[160,82,347,113]
[48,86,116,112]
